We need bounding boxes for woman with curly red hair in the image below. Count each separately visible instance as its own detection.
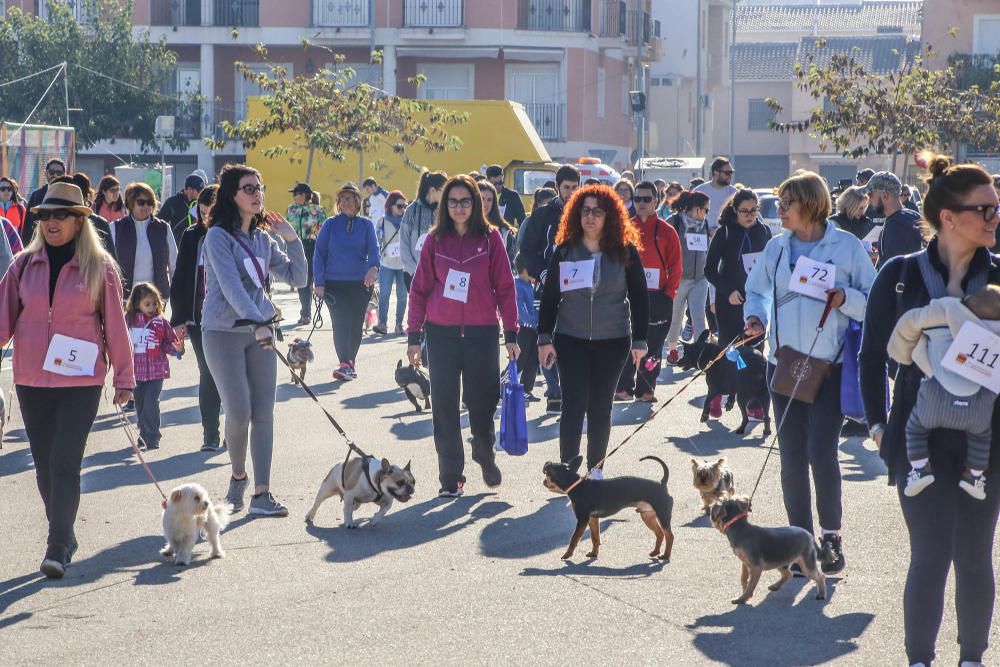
[537,184,649,477]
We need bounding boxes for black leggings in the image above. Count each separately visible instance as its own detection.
[17,385,102,550]
[894,425,1000,665]
[188,325,223,445]
[324,280,372,364]
[618,321,669,396]
[555,334,630,470]
[714,294,746,346]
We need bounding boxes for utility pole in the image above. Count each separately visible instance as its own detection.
[636,6,644,176]
[695,0,702,157]
[729,0,737,158]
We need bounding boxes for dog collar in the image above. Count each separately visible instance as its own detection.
[721,511,748,532]
[562,477,585,494]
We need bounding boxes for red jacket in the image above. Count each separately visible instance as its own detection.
[634,213,683,299]
[0,251,135,389]
[407,228,518,341]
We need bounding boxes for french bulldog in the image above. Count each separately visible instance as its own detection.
[305,456,415,528]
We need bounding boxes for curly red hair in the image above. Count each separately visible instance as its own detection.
[555,184,642,264]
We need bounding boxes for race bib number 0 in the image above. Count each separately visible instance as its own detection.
[43,334,98,377]
[686,233,708,252]
[643,267,660,290]
[443,269,470,303]
[559,259,596,292]
[789,256,835,301]
[942,321,1000,393]
[742,252,762,275]
[415,233,429,253]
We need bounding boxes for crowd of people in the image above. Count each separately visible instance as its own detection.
[1,154,1000,666]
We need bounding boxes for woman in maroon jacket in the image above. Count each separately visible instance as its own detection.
[407,175,519,497]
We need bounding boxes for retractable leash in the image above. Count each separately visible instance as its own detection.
[113,404,169,509]
[747,292,837,503]
[562,331,762,494]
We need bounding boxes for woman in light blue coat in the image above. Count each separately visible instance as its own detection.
[744,170,875,577]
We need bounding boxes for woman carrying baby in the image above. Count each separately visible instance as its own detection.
[859,154,1000,667]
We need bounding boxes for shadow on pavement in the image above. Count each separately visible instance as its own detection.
[0,444,33,479]
[479,496,579,559]
[840,438,887,483]
[520,558,668,578]
[81,450,227,494]
[306,493,511,562]
[340,388,408,410]
[667,429,767,458]
[688,598,873,666]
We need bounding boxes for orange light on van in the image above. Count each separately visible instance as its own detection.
[578,157,600,165]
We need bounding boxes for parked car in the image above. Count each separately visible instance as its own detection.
[756,192,782,236]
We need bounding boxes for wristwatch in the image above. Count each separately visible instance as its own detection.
[869,423,886,439]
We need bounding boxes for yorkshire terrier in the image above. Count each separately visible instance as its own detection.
[691,457,735,513]
[286,338,315,385]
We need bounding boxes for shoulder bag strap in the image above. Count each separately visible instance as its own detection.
[380,220,399,254]
[773,246,783,349]
[231,232,267,289]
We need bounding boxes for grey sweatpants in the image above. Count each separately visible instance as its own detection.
[906,377,994,471]
[202,329,278,487]
[667,277,710,344]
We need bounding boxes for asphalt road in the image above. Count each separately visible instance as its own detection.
[0,289,993,665]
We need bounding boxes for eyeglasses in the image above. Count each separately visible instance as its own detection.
[737,207,760,215]
[489,180,504,187]
[950,203,999,222]
[134,198,154,207]
[447,198,473,210]
[36,209,76,221]
[581,206,606,218]
[778,198,797,210]
[47,169,65,177]
[633,195,655,203]
[240,184,265,195]
[0,186,11,192]
[719,169,735,176]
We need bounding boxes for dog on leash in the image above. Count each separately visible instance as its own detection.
[542,455,674,561]
[286,338,315,384]
[691,457,735,513]
[395,360,431,412]
[676,331,771,436]
[710,496,826,604]
[160,483,233,566]
[305,456,415,528]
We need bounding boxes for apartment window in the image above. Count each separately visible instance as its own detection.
[175,65,201,97]
[236,63,292,119]
[748,98,774,131]
[508,64,563,140]
[327,62,380,89]
[973,16,1000,55]
[597,67,606,119]
[417,64,473,100]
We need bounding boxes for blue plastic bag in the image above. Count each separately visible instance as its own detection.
[840,319,865,423]
[499,359,529,455]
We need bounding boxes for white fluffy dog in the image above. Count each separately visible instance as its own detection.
[161,483,233,565]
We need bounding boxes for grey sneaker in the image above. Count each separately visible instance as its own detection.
[226,476,249,512]
[249,491,289,517]
[200,440,222,452]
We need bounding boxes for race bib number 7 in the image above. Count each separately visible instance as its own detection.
[789,256,835,301]
[560,259,596,292]
[942,321,1000,393]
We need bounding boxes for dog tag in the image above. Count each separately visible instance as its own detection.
[43,334,98,377]
[643,266,660,290]
[788,255,835,302]
[443,268,471,303]
[741,251,762,275]
[686,233,708,252]
[244,256,267,288]
[385,241,401,259]
[415,233,429,253]
[559,259,596,292]
[942,321,1000,393]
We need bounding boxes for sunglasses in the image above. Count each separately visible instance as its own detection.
[47,169,65,177]
[633,195,655,203]
[737,207,760,215]
[134,198,154,207]
[0,186,11,192]
[950,204,999,222]
[581,206,605,217]
[240,184,265,195]
[36,209,76,221]
[446,198,473,210]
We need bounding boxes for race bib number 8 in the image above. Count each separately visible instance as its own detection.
[942,321,1000,393]
[443,269,471,303]
[686,233,708,252]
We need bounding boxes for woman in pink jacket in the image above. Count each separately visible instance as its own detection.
[0,182,134,579]
[407,175,519,497]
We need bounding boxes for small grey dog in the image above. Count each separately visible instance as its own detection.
[710,496,826,604]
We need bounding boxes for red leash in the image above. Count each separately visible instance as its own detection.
[114,404,169,509]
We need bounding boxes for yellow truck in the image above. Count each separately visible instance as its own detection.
[247,99,551,208]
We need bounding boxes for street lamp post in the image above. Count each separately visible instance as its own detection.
[630,90,647,179]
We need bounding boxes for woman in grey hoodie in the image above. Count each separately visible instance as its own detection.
[400,171,447,287]
[201,164,307,518]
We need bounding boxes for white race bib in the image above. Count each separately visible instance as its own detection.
[559,259,596,292]
[443,269,471,303]
[789,256,836,301]
[243,256,267,288]
[415,233,429,253]
[385,242,401,259]
[686,233,708,252]
[742,252,762,275]
[643,267,661,290]
[130,327,150,354]
[43,334,98,377]
[499,204,507,218]
[942,321,1000,393]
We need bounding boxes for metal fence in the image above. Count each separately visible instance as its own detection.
[403,0,463,27]
[524,102,564,141]
[312,0,370,27]
[517,0,590,32]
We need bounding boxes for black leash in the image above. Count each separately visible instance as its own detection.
[305,294,324,342]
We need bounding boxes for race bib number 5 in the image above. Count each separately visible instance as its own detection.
[43,334,98,377]
[942,321,1000,393]
[789,256,835,301]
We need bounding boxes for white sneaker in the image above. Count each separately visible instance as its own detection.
[959,470,986,501]
[903,466,935,497]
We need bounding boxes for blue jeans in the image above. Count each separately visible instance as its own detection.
[378,268,407,327]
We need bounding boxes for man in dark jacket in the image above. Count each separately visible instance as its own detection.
[159,173,205,244]
[22,158,67,243]
[515,164,580,282]
[486,164,527,228]
[868,171,923,269]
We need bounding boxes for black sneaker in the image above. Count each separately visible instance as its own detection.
[820,534,845,574]
[959,469,987,500]
[372,324,387,336]
[145,441,160,450]
[124,399,135,412]
[904,464,935,497]
[438,481,465,498]
[546,398,562,414]
[40,546,70,579]
[200,440,222,452]
[789,563,806,578]
[477,458,502,488]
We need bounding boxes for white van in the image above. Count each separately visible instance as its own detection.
[573,157,621,185]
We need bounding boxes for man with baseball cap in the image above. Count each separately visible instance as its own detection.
[159,172,206,244]
[867,171,923,269]
[286,182,326,325]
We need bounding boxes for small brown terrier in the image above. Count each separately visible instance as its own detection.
[691,457,735,513]
[286,338,315,385]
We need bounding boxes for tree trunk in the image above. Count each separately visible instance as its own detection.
[305,146,316,184]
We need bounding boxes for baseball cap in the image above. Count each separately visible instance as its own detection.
[856,168,875,182]
[289,182,313,196]
[184,173,206,190]
[864,171,902,195]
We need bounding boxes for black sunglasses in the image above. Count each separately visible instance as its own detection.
[0,186,11,192]
[633,195,656,203]
[36,209,76,221]
[47,169,65,177]
[134,198,154,207]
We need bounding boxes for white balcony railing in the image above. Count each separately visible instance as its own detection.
[524,102,564,141]
[312,0,370,27]
[403,0,463,28]
[149,0,259,27]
